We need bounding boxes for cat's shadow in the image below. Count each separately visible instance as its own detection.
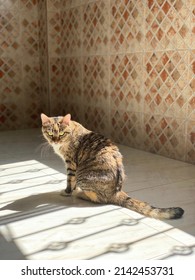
[0,191,100,213]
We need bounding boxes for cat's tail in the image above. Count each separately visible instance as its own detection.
[111,191,184,219]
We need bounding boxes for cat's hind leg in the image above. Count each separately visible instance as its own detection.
[72,186,100,203]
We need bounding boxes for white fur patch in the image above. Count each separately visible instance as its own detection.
[52,143,64,160]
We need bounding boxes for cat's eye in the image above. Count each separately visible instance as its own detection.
[48,131,53,136]
[59,131,65,136]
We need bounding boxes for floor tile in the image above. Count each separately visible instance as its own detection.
[0,129,195,260]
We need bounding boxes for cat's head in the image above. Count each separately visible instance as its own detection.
[41,113,71,145]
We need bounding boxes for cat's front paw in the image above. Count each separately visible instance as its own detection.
[60,189,72,197]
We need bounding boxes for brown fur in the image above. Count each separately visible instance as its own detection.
[41,113,184,220]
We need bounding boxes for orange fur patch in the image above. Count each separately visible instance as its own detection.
[84,191,98,202]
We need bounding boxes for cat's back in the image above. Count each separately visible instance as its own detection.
[74,131,120,165]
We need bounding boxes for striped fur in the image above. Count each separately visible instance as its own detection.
[41,113,184,220]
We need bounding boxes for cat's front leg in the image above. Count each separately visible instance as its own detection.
[61,160,76,196]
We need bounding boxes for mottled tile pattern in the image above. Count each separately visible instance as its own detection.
[192,5,195,49]
[0,0,44,130]
[83,56,109,110]
[111,110,143,149]
[49,57,63,115]
[38,0,49,115]
[61,7,82,56]
[61,57,82,103]
[0,0,18,10]
[144,51,189,118]
[186,120,195,163]
[83,0,109,55]
[19,0,39,12]
[144,114,186,161]
[61,0,81,9]
[186,50,195,163]
[188,50,195,121]
[47,0,61,11]
[111,54,143,113]
[145,0,191,50]
[61,56,83,121]
[47,11,61,56]
[83,105,110,137]
[0,0,194,163]
[0,57,22,103]
[110,0,144,53]
[0,10,20,57]
[21,13,39,56]
[22,58,42,127]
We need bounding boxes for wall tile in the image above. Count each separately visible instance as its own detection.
[144,51,189,118]
[83,0,109,55]
[0,102,24,130]
[22,57,40,96]
[145,0,191,50]
[0,57,23,103]
[186,120,195,163]
[38,0,49,115]
[61,56,82,106]
[0,0,19,10]
[61,6,82,57]
[111,109,143,149]
[49,57,63,115]
[22,57,42,128]
[110,0,144,53]
[0,9,21,57]
[64,102,83,123]
[39,55,49,114]
[83,55,109,111]
[191,5,195,49]
[19,0,39,15]
[61,0,82,9]
[47,11,61,57]
[20,12,39,56]
[0,57,24,129]
[83,105,110,137]
[61,56,83,122]
[19,0,37,8]
[187,50,195,121]
[143,114,186,161]
[47,0,61,11]
[38,3,48,56]
[110,53,143,113]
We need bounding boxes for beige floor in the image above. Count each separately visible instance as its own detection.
[0,129,195,260]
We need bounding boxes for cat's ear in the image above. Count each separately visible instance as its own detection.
[41,113,50,125]
[62,114,71,126]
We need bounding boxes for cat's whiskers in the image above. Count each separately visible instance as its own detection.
[37,142,52,158]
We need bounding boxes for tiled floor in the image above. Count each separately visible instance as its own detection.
[0,129,195,260]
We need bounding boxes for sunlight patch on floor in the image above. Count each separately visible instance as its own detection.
[0,159,195,260]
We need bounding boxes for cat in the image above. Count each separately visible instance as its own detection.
[41,113,184,220]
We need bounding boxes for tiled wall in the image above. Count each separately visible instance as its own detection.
[0,0,46,129]
[0,0,194,164]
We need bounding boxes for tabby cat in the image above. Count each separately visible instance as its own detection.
[41,113,184,220]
